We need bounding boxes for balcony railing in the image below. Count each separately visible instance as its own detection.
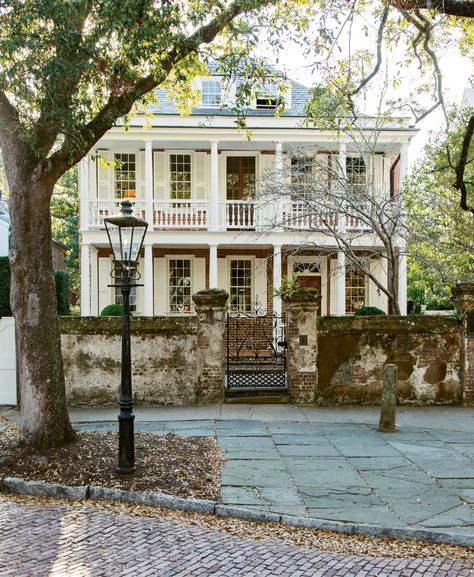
[87,198,372,232]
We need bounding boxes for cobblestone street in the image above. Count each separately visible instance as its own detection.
[1,495,473,577]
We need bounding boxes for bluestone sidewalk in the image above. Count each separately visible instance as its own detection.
[3,404,474,538]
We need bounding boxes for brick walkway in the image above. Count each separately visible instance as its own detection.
[1,497,472,577]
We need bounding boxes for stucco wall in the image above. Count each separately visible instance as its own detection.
[59,316,218,406]
[316,317,461,405]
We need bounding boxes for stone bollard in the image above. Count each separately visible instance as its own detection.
[379,364,397,432]
[192,290,228,403]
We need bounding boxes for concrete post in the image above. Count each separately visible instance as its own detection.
[452,283,474,403]
[286,300,318,405]
[379,364,397,432]
[192,290,228,402]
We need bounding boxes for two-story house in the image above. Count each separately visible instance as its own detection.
[78,70,415,318]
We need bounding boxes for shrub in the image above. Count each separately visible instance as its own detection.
[354,306,386,316]
[54,270,70,315]
[0,257,11,317]
[100,304,123,316]
[274,273,320,302]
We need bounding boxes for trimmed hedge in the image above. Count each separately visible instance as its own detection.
[354,306,386,316]
[54,270,70,316]
[100,304,123,316]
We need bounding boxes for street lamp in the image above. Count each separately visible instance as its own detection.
[104,199,148,474]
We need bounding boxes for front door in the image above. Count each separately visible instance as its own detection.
[298,275,322,315]
[226,157,256,227]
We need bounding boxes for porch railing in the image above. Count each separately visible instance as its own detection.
[89,200,146,229]
[153,200,210,229]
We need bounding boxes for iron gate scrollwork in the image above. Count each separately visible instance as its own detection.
[226,299,287,390]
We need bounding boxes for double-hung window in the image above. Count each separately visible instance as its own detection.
[229,259,252,313]
[114,153,136,198]
[169,259,192,313]
[201,79,222,108]
[345,266,366,314]
[170,154,192,201]
[346,157,367,194]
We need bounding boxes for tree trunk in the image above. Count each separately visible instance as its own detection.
[9,171,77,451]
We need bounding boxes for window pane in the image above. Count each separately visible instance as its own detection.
[169,259,192,313]
[114,153,136,199]
[345,266,366,314]
[170,154,191,200]
[229,260,252,312]
[202,79,222,107]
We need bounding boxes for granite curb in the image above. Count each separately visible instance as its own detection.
[1,476,473,548]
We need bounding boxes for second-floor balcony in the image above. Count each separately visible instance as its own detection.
[87,197,373,233]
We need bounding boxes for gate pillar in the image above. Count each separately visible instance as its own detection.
[452,282,474,403]
[286,301,318,405]
[192,290,228,402]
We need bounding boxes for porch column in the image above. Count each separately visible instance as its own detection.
[209,244,218,288]
[210,140,219,231]
[398,247,407,315]
[144,139,154,226]
[336,251,346,316]
[79,156,90,230]
[275,141,283,227]
[80,243,91,316]
[143,243,154,316]
[338,140,347,182]
[273,245,282,317]
[90,246,98,315]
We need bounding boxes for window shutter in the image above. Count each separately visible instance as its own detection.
[97,150,113,199]
[154,257,167,314]
[193,258,206,294]
[137,151,145,199]
[193,152,208,199]
[217,258,228,292]
[153,151,166,199]
[254,258,268,311]
[98,257,112,313]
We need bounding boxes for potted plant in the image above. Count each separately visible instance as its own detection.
[274,273,320,303]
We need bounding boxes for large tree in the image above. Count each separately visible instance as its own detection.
[0,0,304,450]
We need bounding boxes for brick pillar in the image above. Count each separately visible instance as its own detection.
[192,290,228,403]
[452,283,474,403]
[286,301,318,405]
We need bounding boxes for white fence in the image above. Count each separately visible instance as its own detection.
[0,317,16,405]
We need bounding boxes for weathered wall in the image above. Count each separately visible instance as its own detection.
[316,317,461,405]
[59,316,224,406]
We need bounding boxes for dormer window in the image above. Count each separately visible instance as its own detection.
[201,79,222,108]
[256,82,282,110]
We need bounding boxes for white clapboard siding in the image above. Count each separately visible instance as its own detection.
[217,258,228,291]
[154,257,167,314]
[254,258,268,311]
[368,258,388,312]
[98,257,113,313]
[137,150,145,199]
[97,149,113,199]
[154,151,166,199]
[194,152,208,199]
[193,258,206,293]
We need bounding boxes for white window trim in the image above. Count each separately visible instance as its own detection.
[227,255,255,314]
[345,259,369,314]
[200,77,223,109]
[288,255,327,316]
[222,152,259,200]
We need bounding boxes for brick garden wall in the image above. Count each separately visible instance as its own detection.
[315,316,462,405]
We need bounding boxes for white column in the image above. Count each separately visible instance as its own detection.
[80,243,91,316]
[336,251,346,316]
[209,244,218,288]
[143,243,153,316]
[399,143,409,191]
[210,140,219,231]
[90,246,98,315]
[274,141,283,227]
[398,249,408,316]
[79,156,90,231]
[144,139,153,226]
[273,245,282,318]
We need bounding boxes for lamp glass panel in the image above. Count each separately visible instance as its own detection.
[105,222,122,262]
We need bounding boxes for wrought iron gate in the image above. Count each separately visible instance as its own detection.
[226,303,287,390]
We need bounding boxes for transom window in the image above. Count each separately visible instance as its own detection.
[170,154,192,200]
[201,79,222,107]
[169,259,192,313]
[293,262,321,274]
[345,266,366,314]
[114,153,136,199]
[229,260,252,312]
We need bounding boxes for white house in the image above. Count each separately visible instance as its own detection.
[79,69,415,318]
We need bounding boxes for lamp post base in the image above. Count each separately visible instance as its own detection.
[117,408,135,475]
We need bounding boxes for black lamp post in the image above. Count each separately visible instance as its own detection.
[104,200,148,474]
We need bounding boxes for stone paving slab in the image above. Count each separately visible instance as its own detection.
[58,413,474,539]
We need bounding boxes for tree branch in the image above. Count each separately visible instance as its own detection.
[454,113,474,213]
[386,0,474,18]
